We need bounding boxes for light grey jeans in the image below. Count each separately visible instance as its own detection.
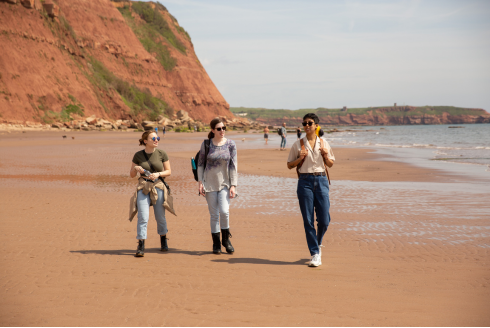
[205,186,230,233]
[136,188,167,240]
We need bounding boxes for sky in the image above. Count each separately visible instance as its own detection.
[155,0,490,111]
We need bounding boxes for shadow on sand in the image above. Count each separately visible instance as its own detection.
[70,249,309,265]
[211,257,309,266]
[70,248,209,257]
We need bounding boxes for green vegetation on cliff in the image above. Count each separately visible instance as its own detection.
[89,58,171,120]
[231,106,485,121]
[118,2,189,71]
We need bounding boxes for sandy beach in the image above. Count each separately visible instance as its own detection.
[0,130,489,326]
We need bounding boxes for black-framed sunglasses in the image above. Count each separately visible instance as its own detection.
[216,126,226,131]
[151,137,161,141]
[302,121,314,126]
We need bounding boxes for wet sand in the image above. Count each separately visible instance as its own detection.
[0,131,489,326]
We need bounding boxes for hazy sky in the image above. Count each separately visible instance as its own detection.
[157,0,490,111]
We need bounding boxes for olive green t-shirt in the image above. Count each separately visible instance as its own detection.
[132,149,169,173]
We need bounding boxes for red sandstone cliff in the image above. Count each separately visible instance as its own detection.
[0,0,231,124]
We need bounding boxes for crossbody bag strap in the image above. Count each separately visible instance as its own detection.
[296,139,306,178]
[143,151,171,193]
[320,139,331,185]
[142,151,156,173]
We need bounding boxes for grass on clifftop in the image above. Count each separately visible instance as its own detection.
[118,2,188,71]
[231,106,485,121]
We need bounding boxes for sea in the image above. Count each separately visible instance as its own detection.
[326,123,490,168]
[235,123,490,176]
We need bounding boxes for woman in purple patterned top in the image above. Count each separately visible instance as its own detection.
[197,118,237,255]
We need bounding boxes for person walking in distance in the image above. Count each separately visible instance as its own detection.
[296,126,302,140]
[264,126,269,145]
[280,122,287,150]
[130,130,171,257]
[287,113,335,267]
[198,118,238,254]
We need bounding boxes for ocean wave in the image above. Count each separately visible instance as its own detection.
[413,143,434,147]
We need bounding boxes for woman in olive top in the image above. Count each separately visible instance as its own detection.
[130,130,171,257]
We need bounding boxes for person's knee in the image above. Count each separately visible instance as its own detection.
[219,210,230,219]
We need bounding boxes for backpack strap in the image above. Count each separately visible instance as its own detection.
[203,139,210,170]
[319,139,331,185]
[296,139,306,178]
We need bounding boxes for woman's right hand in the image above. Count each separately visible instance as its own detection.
[299,148,308,160]
[199,182,205,196]
[134,166,145,174]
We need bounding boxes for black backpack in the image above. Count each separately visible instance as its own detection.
[192,139,210,181]
[277,127,283,136]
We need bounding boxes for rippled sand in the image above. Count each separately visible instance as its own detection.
[0,131,489,326]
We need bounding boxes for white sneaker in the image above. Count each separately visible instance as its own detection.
[319,245,324,257]
[308,254,322,267]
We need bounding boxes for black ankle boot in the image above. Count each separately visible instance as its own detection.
[211,232,221,254]
[221,229,234,254]
[135,239,145,257]
[160,235,168,252]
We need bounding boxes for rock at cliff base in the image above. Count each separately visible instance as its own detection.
[176,110,190,121]
[158,117,170,126]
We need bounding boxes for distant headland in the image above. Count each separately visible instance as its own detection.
[231,105,490,126]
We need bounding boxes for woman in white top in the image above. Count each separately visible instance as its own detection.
[287,113,335,267]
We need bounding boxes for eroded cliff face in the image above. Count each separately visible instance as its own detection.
[0,0,231,124]
[254,106,490,126]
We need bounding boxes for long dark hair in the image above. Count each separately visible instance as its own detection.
[208,117,224,139]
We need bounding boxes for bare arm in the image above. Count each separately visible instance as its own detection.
[130,162,145,178]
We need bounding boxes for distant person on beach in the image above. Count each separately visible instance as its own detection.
[198,118,237,255]
[264,126,269,145]
[129,130,171,257]
[287,113,335,267]
[280,122,287,150]
[296,126,302,140]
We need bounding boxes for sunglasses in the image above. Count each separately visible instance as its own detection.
[151,137,161,141]
[302,121,315,126]
[216,126,226,131]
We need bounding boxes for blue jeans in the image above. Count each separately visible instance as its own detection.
[280,136,287,148]
[297,174,331,256]
[136,188,167,240]
[205,186,230,233]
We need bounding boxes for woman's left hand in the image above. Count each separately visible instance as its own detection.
[320,147,329,157]
[148,173,160,181]
[230,186,236,199]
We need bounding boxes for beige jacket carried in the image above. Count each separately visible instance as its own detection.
[129,178,168,222]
